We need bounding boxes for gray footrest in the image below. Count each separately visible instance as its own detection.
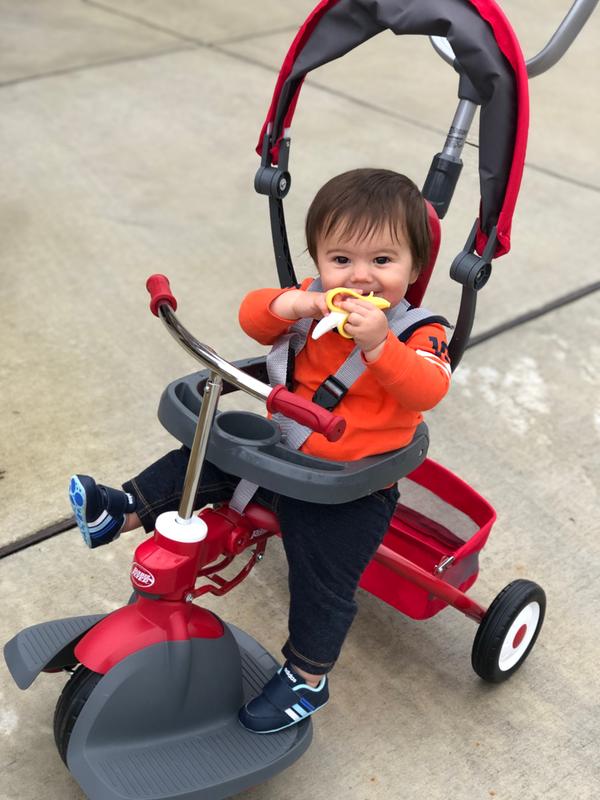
[93,714,305,800]
[69,623,312,800]
[4,614,105,689]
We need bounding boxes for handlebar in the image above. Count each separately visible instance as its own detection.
[147,274,177,316]
[146,274,346,443]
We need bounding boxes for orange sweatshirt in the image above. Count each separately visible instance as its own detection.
[239,279,451,461]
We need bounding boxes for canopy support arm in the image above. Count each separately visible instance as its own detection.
[423,96,478,219]
[255,132,298,288]
[448,222,498,370]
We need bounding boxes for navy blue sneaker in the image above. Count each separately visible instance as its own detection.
[69,475,136,549]
[239,662,329,734]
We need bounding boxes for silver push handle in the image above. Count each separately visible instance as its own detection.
[430,0,598,78]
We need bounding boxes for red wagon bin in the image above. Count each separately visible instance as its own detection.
[360,458,544,682]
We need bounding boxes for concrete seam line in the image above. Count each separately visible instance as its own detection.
[0,518,76,560]
[467,280,600,350]
[210,26,301,47]
[83,0,298,48]
[82,0,204,45]
[0,45,195,89]
[463,140,600,193]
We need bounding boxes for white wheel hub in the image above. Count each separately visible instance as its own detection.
[498,601,541,671]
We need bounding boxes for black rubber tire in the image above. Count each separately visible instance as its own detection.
[472,579,546,683]
[53,665,103,764]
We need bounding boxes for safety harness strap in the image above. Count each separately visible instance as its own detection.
[229,280,449,513]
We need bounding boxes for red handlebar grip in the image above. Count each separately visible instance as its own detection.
[267,385,346,442]
[146,274,178,316]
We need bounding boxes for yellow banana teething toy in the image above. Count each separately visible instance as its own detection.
[311,288,391,340]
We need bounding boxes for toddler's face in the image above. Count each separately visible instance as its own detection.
[315,223,419,308]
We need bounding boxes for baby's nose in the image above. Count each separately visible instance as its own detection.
[350,262,372,281]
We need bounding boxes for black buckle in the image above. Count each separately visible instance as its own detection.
[312,375,348,411]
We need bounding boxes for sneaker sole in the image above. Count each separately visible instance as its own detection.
[69,475,93,547]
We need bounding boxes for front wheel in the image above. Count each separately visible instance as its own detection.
[471,579,546,683]
[53,665,103,764]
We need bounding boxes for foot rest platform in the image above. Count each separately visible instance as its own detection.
[67,623,311,800]
[4,614,106,689]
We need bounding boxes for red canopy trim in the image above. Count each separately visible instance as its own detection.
[256,0,339,162]
[467,0,529,257]
[405,202,441,307]
[256,0,529,259]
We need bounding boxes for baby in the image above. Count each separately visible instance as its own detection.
[70,168,451,733]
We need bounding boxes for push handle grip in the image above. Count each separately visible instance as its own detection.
[146,274,178,316]
[267,385,346,442]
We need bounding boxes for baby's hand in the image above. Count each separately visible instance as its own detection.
[278,289,329,319]
[270,290,329,321]
[296,291,329,320]
[337,297,389,356]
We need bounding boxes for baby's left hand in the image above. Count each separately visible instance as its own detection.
[337,296,388,356]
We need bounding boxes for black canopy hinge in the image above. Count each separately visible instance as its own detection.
[255,132,291,199]
[450,221,498,290]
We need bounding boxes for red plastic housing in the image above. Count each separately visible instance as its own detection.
[74,596,224,674]
[74,504,281,674]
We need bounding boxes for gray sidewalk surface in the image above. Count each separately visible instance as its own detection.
[1,2,599,799]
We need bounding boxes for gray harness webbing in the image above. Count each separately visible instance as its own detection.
[228,279,442,513]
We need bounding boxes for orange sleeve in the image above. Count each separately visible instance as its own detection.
[363,323,451,411]
[238,278,314,345]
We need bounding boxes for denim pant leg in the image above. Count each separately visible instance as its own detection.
[278,484,399,675]
[122,446,277,533]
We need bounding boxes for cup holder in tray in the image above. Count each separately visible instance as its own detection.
[159,371,430,505]
[213,411,281,447]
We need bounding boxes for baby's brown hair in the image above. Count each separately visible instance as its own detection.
[305,168,431,273]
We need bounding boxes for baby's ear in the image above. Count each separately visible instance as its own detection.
[408,264,420,285]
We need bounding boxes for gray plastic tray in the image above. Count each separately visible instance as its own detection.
[158,359,429,504]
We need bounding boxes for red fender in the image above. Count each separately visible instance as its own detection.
[74,596,224,674]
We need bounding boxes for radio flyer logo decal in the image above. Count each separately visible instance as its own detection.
[131,562,156,588]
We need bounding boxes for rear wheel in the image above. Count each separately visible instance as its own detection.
[53,665,103,764]
[472,579,545,683]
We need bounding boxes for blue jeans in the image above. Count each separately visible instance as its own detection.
[123,447,399,675]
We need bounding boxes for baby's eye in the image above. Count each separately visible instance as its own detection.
[333,256,350,265]
[374,256,391,265]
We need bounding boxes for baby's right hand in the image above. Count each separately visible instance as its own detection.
[271,290,328,320]
[294,291,329,320]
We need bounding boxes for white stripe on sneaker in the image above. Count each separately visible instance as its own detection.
[284,708,301,722]
[89,510,109,530]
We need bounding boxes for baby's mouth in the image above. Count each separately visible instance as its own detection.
[354,287,380,295]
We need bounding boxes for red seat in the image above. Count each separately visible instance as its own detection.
[404,201,441,308]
